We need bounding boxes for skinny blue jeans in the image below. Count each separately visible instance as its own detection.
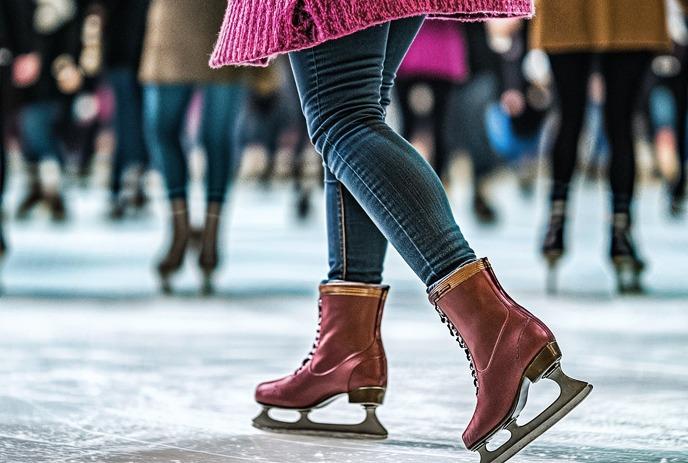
[143,84,246,203]
[289,17,476,287]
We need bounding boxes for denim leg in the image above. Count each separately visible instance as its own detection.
[143,85,194,200]
[199,84,247,203]
[290,20,476,287]
[380,16,426,111]
[110,68,148,198]
[20,101,62,164]
[322,16,424,284]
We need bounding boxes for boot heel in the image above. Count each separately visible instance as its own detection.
[525,342,562,382]
[348,387,385,405]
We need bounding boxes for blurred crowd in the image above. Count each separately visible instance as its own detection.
[1,0,686,295]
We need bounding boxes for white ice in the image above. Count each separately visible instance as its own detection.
[0,175,687,463]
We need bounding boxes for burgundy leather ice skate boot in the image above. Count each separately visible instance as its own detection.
[253,282,389,438]
[429,258,591,463]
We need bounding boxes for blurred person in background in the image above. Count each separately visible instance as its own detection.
[0,0,37,266]
[59,2,105,183]
[643,1,688,217]
[237,57,316,220]
[396,21,468,189]
[396,21,502,224]
[140,0,276,295]
[485,19,553,197]
[101,0,151,219]
[13,0,93,222]
[531,0,688,293]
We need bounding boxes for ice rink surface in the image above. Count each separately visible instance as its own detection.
[1,178,687,463]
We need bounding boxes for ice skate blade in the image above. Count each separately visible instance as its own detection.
[253,392,388,440]
[200,269,215,296]
[474,365,592,463]
[544,253,561,295]
[158,275,174,295]
[613,257,644,295]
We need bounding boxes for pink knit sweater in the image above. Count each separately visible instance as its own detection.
[210,0,533,67]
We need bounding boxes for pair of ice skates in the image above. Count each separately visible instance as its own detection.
[543,203,646,294]
[252,259,592,463]
[157,199,223,295]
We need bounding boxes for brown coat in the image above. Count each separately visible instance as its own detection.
[530,0,688,54]
[139,0,277,85]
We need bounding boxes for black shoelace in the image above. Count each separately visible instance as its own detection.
[295,298,323,374]
[434,303,479,394]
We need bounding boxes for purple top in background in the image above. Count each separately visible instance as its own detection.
[398,20,469,83]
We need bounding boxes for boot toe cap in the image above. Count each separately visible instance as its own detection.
[255,378,287,405]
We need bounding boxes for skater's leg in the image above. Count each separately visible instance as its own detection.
[380,16,426,111]
[601,52,651,216]
[143,84,193,292]
[254,17,428,435]
[143,85,193,201]
[601,51,651,292]
[325,167,388,283]
[542,53,591,280]
[324,16,424,284]
[200,84,246,204]
[197,83,246,291]
[291,18,476,287]
[17,101,63,218]
[547,53,591,204]
[109,68,148,204]
[282,20,591,458]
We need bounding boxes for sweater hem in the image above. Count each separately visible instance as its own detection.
[537,40,672,55]
[210,2,533,68]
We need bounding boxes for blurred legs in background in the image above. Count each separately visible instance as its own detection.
[58,92,101,182]
[451,73,502,224]
[237,62,317,220]
[108,67,149,219]
[396,79,453,184]
[144,83,246,294]
[0,78,6,263]
[395,23,501,225]
[17,100,67,222]
[647,42,688,217]
[544,52,651,293]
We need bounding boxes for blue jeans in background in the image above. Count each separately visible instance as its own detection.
[289,16,476,288]
[19,101,64,165]
[109,68,149,198]
[143,84,246,203]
